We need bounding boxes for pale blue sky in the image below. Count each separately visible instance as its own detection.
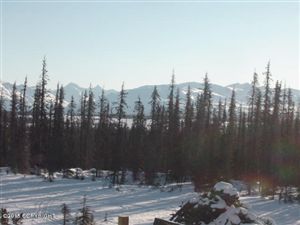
[1,1,299,90]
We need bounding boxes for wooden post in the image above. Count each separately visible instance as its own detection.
[118,216,129,225]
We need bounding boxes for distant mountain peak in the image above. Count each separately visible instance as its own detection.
[1,81,299,114]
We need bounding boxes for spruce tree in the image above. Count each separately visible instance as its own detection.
[248,72,259,123]
[75,196,95,225]
[30,58,50,168]
[8,82,18,171]
[85,86,96,168]
[182,86,194,177]
[226,89,237,178]
[61,203,71,225]
[236,105,247,178]
[203,74,212,129]
[195,74,212,133]
[164,73,179,175]
[112,83,128,184]
[79,91,88,169]
[171,89,184,182]
[95,89,110,170]
[129,97,146,179]
[1,110,9,167]
[149,86,160,131]
[294,104,300,144]
[18,77,30,173]
[40,57,49,168]
[184,85,193,132]
[48,85,65,172]
[253,89,263,182]
[145,86,161,184]
[65,96,78,168]
[272,81,282,140]
[261,62,273,192]
[286,88,295,137]
[116,83,128,128]
[99,89,109,128]
[30,83,41,166]
[0,91,4,166]
[167,72,175,133]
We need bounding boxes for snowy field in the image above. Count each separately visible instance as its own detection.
[0,174,299,225]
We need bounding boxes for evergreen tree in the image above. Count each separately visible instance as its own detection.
[30,58,50,168]
[116,82,128,128]
[182,86,195,177]
[253,89,263,181]
[85,86,96,168]
[99,89,110,128]
[263,62,272,124]
[158,105,168,171]
[167,72,175,133]
[171,89,184,182]
[30,83,41,166]
[129,97,146,179]
[112,83,128,184]
[192,75,213,185]
[209,100,224,180]
[203,74,212,129]
[261,62,274,191]
[95,89,111,170]
[18,77,30,173]
[294,104,300,144]
[195,74,212,133]
[184,85,193,132]
[75,196,95,225]
[145,86,162,184]
[195,93,204,132]
[226,89,237,178]
[165,73,177,175]
[272,81,282,140]
[248,72,259,123]
[174,89,181,134]
[61,203,71,225]
[1,110,9,167]
[236,106,247,178]
[65,96,78,168]
[0,90,5,166]
[48,85,65,172]
[244,73,263,186]
[8,82,18,171]
[286,88,295,137]
[149,86,160,131]
[39,57,50,167]
[79,91,88,169]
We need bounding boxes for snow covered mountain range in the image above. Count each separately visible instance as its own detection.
[1,81,299,114]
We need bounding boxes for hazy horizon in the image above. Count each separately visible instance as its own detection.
[2,76,300,92]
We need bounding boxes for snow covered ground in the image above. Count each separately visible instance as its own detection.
[0,174,299,225]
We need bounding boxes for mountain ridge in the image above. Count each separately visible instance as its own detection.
[1,81,299,114]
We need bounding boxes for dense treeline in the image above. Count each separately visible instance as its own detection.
[0,59,299,191]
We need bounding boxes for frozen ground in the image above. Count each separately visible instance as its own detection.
[0,174,299,225]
